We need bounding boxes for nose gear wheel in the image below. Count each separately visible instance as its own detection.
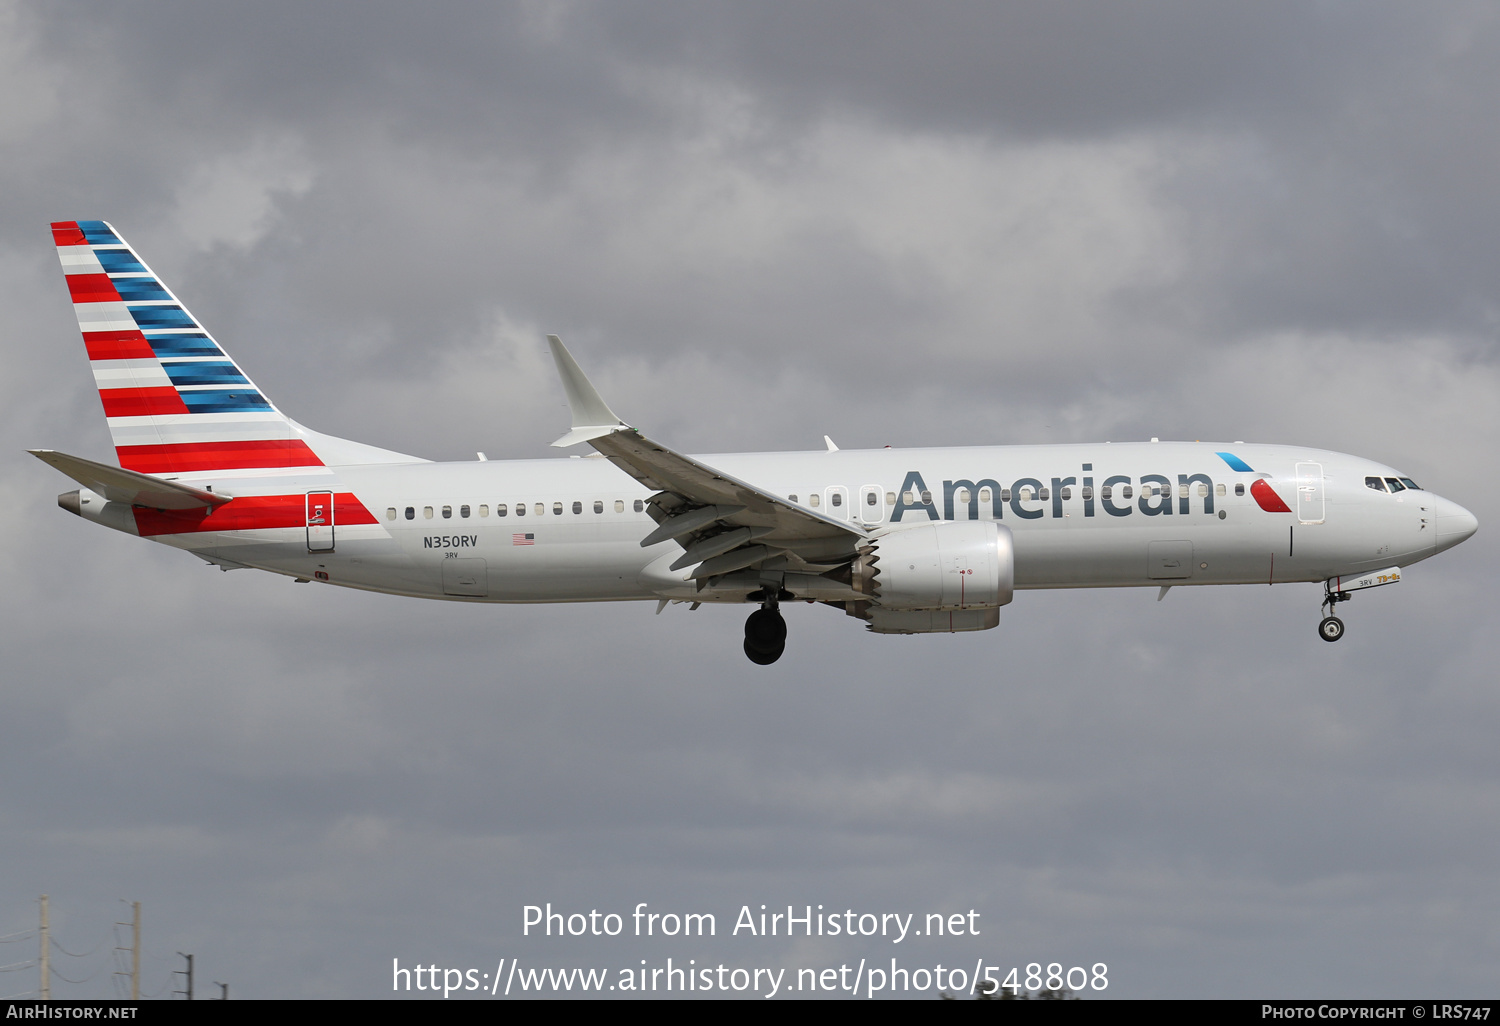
[1318,587,1351,642]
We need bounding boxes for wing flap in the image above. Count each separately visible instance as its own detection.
[639,503,746,547]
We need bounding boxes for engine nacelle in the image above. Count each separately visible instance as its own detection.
[863,520,1014,612]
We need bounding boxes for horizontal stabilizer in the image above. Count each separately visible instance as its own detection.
[29,449,231,510]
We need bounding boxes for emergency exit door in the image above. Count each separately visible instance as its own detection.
[306,491,335,552]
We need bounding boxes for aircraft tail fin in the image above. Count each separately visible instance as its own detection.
[51,220,419,472]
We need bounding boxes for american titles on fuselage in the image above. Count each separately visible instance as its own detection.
[894,466,1239,522]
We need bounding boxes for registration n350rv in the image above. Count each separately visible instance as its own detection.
[34,220,1478,663]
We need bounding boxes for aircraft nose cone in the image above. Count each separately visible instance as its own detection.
[1433,496,1478,553]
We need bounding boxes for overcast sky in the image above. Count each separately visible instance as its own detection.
[2,1,1497,1000]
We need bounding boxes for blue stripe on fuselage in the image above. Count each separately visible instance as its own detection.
[1215,451,1254,472]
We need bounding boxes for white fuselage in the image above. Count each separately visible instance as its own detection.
[75,441,1472,604]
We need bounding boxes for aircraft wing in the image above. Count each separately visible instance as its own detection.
[29,449,232,510]
[547,336,867,580]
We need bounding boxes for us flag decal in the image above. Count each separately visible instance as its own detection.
[512,533,535,546]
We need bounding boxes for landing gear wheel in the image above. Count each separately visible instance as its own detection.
[745,608,787,647]
[744,638,785,664]
[744,607,787,664]
[1318,615,1345,642]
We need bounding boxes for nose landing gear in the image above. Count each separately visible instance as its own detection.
[1318,588,1351,642]
[744,595,787,665]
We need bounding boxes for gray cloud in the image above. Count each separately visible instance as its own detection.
[1,0,1496,999]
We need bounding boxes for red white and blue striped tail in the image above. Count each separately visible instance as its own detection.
[52,219,418,473]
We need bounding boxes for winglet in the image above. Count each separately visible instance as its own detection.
[547,335,632,447]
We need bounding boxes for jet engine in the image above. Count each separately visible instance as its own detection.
[844,521,1014,634]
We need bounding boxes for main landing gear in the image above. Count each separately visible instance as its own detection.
[744,593,787,665]
[1318,588,1352,643]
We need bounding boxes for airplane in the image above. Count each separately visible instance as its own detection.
[33,220,1479,664]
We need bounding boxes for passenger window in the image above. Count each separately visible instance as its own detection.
[535,503,545,515]
[810,494,821,507]
[633,499,644,512]
[1060,487,1071,500]
[405,506,415,520]
[979,488,991,503]
[1101,486,1112,500]
[1123,485,1134,499]
[615,500,625,513]
[460,505,470,518]
[1365,477,1387,492]
[496,503,507,517]
[1215,484,1226,497]
[831,492,842,507]
[788,494,798,503]
[920,490,932,504]
[885,491,896,505]
[594,500,603,514]
[386,507,396,521]
[956,488,971,503]
[572,501,582,514]
[1039,487,1050,501]
[442,505,452,519]
[479,504,489,517]
[1001,488,1012,502]
[1235,483,1245,496]
[866,491,877,506]
[1198,483,1208,498]
[1080,486,1091,500]
[553,502,563,515]
[1178,484,1188,498]
[1385,478,1405,493]
[423,506,434,519]
[515,504,525,517]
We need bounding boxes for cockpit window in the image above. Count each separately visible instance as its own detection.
[1399,478,1422,490]
[1365,476,1388,492]
[1384,478,1406,493]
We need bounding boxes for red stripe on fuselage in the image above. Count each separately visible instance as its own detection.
[117,439,325,473]
[132,492,378,537]
[99,387,190,417]
[84,330,156,360]
[66,274,120,304]
[1250,479,1292,513]
[51,222,87,247]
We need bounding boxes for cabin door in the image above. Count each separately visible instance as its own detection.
[1295,462,1325,524]
[306,491,335,552]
